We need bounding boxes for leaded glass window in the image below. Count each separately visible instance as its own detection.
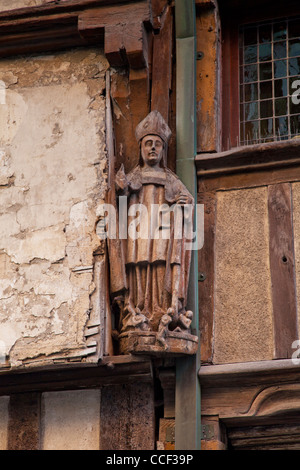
[239,18,300,145]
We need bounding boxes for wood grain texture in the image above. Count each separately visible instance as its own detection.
[196,3,221,152]
[100,382,155,450]
[7,393,40,450]
[151,5,173,122]
[197,190,216,363]
[268,183,298,359]
[0,357,153,396]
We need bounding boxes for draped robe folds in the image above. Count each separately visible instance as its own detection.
[111,164,194,332]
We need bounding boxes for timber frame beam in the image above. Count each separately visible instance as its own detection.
[0,0,152,65]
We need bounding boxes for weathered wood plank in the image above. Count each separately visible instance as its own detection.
[197,190,216,363]
[100,382,155,450]
[7,393,40,450]
[110,68,150,174]
[196,140,300,175]
[150,0,169,29]
[198,164,300,193]
[196,1,221,152]
[268,183,298,359]
[0,0,139,19]
[0,358,153,396]
[151,5,173,121]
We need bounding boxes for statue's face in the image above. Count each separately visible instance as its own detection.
[141,134,164,167]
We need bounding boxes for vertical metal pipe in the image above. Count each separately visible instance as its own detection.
[174,0,201,450]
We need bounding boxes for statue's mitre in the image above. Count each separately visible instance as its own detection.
[135,110,172,144]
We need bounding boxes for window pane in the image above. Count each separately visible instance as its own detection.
[260,80,273,99]
[289,39,300,57]
[259,24,272,43]
[274,78,288,97]
[240,122,245,143]
[244,27,258,45]
[244,64,258,82]
[275,116,288,136]
[289,20,300,39]
[274,41,287,60]
[260,62,272,80]
[289,57,300,76]
[273,22,287,41]
[245,121,259,142]
[260,100,273,118]
[275,97,288,116]
[274,60,287,78]
[259,43,272,62]
[290,114,300,135]
[245,102,259,120]
[240,18,300,146]
[260,118,273,139]
[245,83,258,101]
[290,95,300,115]
[244,45,258,64]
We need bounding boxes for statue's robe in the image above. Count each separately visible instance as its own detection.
[109,165,194,331]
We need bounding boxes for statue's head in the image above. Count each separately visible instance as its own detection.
[135,111,171,167]
[140,134,164,168]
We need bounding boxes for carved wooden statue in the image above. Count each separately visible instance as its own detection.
[108,111,198,355]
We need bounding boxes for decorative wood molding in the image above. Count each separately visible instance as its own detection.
[199,360,300,427]
[244,383,300,418]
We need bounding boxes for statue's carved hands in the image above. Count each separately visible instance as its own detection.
[175,193,193,206]
[115,164,129,193]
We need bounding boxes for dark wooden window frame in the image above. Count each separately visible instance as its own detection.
[221,0,300,151]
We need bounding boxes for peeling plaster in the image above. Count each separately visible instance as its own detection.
[0,49,109,369]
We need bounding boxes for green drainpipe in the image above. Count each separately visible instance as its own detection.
[174,0,201,450]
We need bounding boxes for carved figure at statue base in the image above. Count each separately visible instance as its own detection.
[108,111,198,356]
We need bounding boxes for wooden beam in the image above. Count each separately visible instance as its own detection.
[7,393,40,451]
[0,1,150,62]
[197,190,216,363]
[196,140,300,175]
[110,68,150,174]
[198,164,300,193]
[150,0,169,29]
[0,357,153,396]
[151,5,173,121]
[268,183,298,359]
[100,382,155,450]
[78,3,150,68]
[196,0,221,152]
[199,359,300,387]
[0,0,139,19]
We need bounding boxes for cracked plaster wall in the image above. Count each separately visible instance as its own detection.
[0,48,108,368]
[0,1,48,12]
